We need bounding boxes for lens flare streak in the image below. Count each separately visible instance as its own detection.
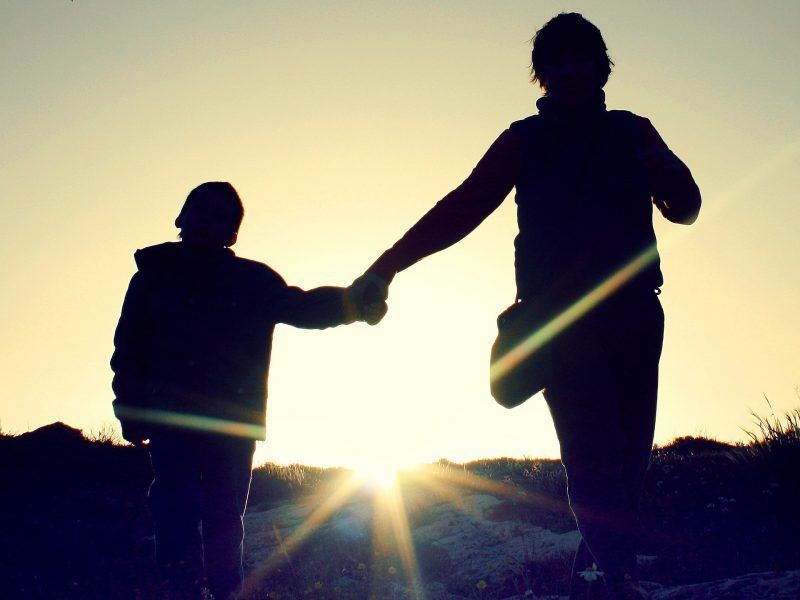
[240,473,361,595]
[490,245,659,383]
[410,465,570,516]
[377,484,426,599]
[113,405,266,439]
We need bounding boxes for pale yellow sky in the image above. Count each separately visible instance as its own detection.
[1,1,798,468]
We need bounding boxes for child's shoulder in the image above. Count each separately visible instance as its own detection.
[133,241,182,271]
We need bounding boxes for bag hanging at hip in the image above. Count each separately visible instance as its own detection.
[491,124,602,408]
[489,300,556,408]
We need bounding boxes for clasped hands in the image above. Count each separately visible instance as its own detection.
[349,272,390,325]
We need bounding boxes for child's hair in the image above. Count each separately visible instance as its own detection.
[530,12,613,91]
[176,182,245,243]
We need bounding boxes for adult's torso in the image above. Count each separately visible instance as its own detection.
[510,109,662,309]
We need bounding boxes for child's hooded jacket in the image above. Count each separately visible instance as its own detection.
[111,242,354,440]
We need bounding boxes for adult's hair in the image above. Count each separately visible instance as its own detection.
[530,12,613,91]
[176,181,244,245]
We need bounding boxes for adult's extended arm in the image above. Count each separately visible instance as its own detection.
[367,128,521,281]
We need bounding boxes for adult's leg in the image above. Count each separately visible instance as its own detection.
[545,323,635,599]
[605,295,664,564]
[200,434,256,600]
[547,293,664,599]
[148,431,205,596]
[605,294,664,599]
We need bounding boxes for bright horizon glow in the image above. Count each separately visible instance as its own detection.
[1,2,799,468]
[353,464,400,490]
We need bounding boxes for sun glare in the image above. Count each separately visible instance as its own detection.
[353,464,399,489]
[241,458,524,597]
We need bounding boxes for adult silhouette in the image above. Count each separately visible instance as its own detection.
[353,13,700,600]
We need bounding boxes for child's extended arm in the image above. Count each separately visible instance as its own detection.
[273,283,362,329]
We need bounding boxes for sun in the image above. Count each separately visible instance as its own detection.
[353,464,399,489]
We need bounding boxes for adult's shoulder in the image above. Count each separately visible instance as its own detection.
[606,109,652,131]
[605,110,662,148]
[232,256,287,290]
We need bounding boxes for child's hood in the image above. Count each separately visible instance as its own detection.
[133,242,183,272]
[133,242,234,273]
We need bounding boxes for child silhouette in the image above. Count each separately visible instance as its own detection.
[111,182,381,599]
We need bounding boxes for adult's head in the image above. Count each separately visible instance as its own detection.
[530,13,613,105]
[175,182,244,248]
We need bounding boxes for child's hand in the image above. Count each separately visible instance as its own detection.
[360,298,388,325]
[350,273,389,325]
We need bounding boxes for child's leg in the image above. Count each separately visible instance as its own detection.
[148,431,205,594]
[200,434,256,600]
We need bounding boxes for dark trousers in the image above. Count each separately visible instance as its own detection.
[543,291,664,599]
[148,431,256,599]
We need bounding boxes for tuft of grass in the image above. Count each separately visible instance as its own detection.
[248,463,348,509]
[85,422,124,445]
[743,405,800,458]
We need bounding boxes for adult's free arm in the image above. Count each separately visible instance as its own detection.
[367,128,521,282]
[639,118,702,225]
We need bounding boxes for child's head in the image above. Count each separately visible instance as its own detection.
[175,182,244,248]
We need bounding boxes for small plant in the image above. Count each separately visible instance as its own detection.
[86,421,123,445]
[577,563,603,582]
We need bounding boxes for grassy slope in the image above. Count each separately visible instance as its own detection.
[1,408,798,598]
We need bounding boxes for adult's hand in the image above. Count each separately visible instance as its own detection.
[638,146,700,224]
[638,146,687,191]
[350,272,389,325]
